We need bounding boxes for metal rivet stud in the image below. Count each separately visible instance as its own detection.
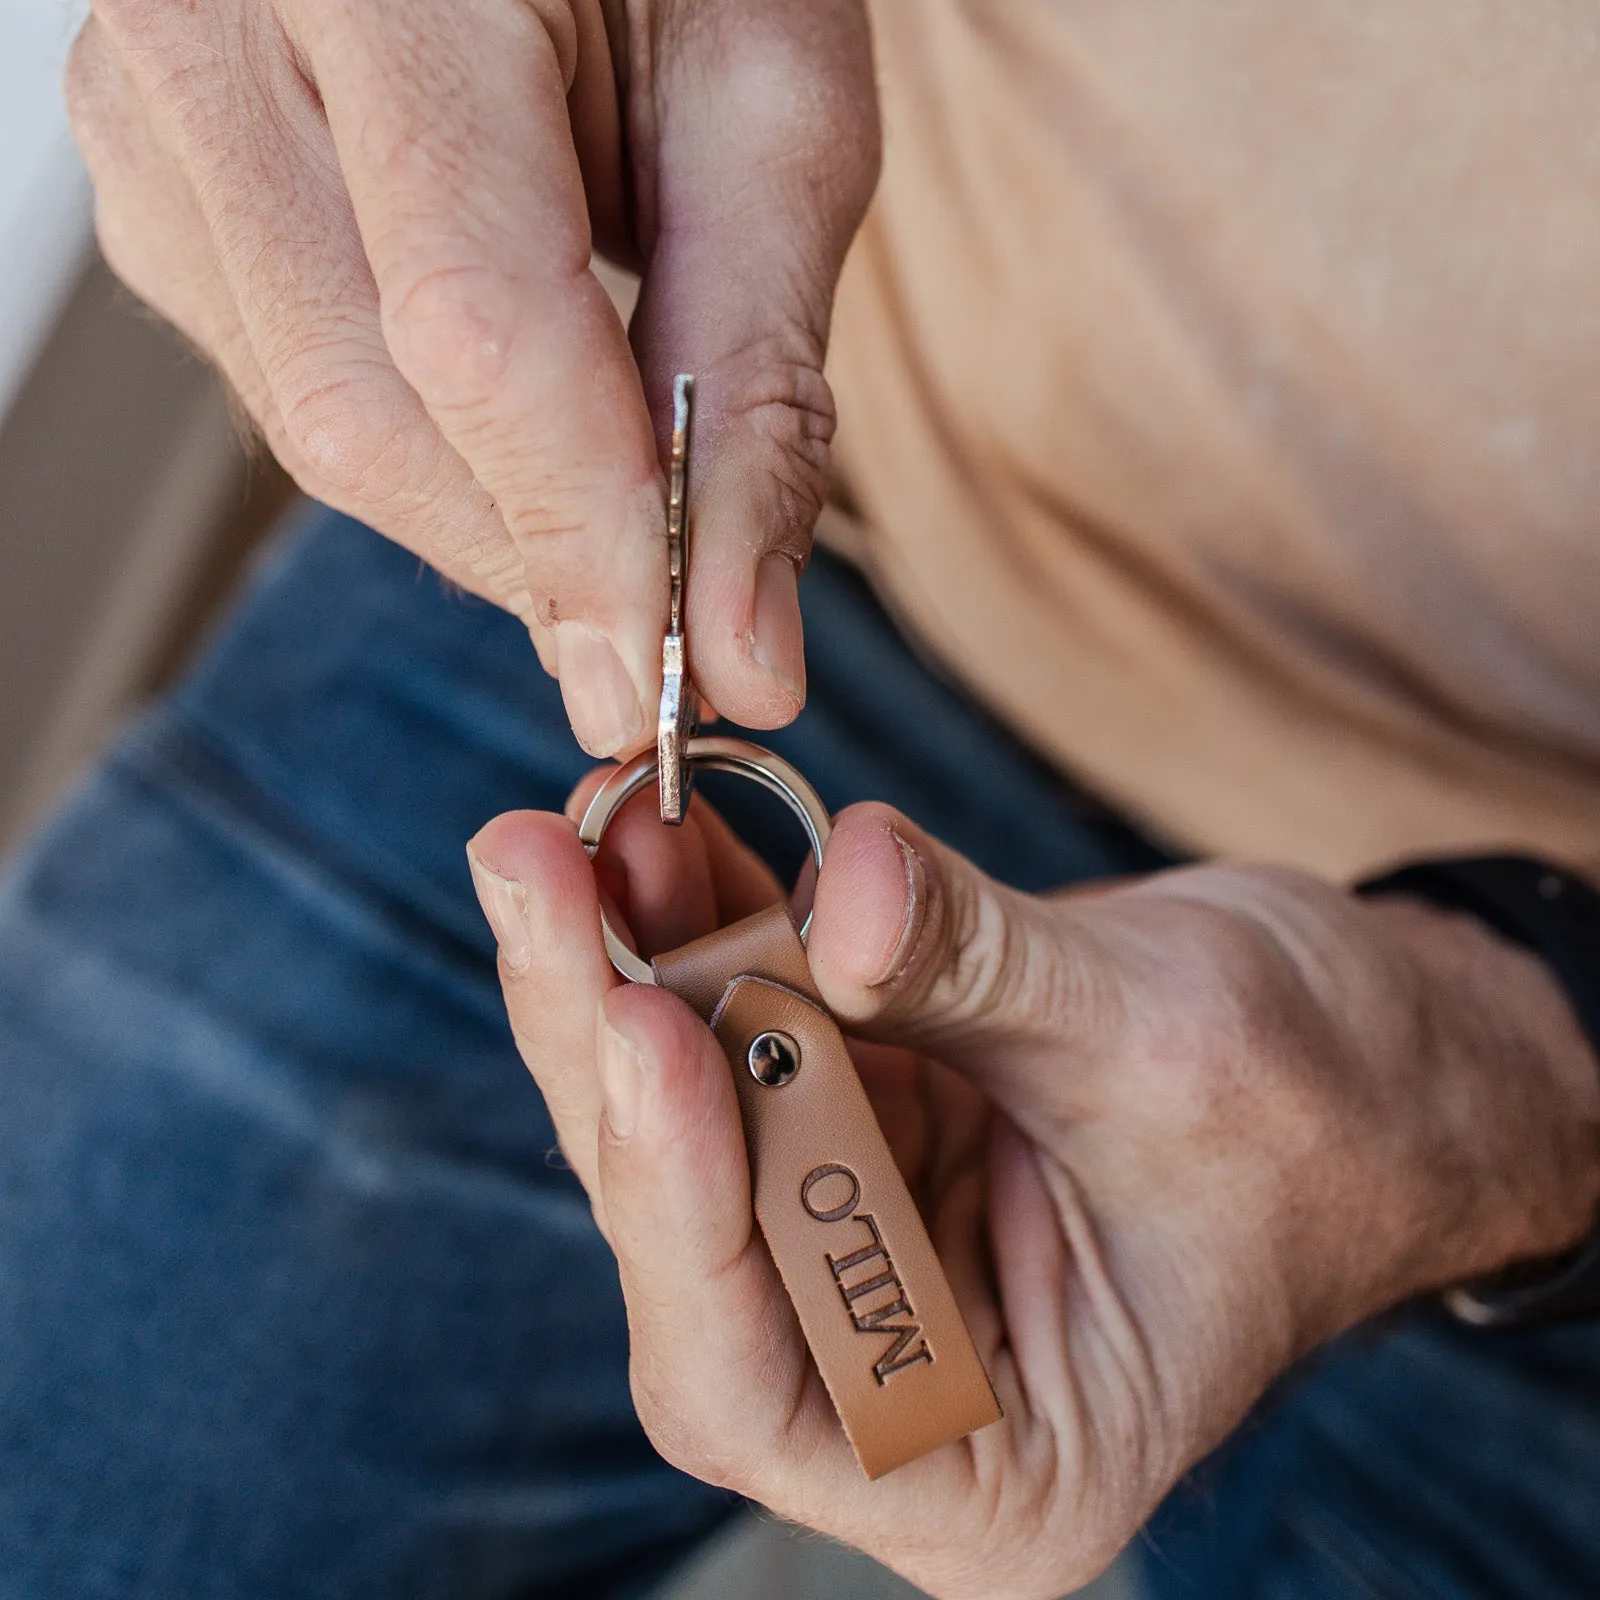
[748,1030,801,1088]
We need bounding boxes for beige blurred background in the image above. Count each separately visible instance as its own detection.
[0,247,293,859]
[0,6,1134,1596]
[0,3,285,860]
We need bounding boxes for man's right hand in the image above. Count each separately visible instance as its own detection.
[65,0,879,756]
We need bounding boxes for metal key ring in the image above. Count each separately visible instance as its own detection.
[578,735,833,986]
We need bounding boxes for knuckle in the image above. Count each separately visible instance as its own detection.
[923,872,1073,1040]
[505,1012,545,1065]
[629,1373,734,1487]
[1132,903,1307,1130]
[936,880,1022,1028]
[65,25,160,192]
[89,0,238,127]
[91,204,200,347]
[380,260,521,409]
[701,12,880,203]
[712,335,835,552]
[454,529,544,615]
[1194,907,1288,1018]
[273,351,525,599]
[89,0,173,47]
[92,204,158,306]
[276,366,412,502]
[63,23,112,142]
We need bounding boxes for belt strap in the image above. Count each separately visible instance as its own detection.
[654,904,1002,1479]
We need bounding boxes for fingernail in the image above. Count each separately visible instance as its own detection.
[598,1013,644,1140]
[466,847,534,972]
[873,827,927,987]
[554,623,647,757]
[751,554,806,710]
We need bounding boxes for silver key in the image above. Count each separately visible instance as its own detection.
[658,374,700,824]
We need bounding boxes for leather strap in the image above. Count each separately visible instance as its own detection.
[654,905,1002,1479]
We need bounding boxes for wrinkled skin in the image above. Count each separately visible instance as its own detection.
[66,0,879,755]
[467,783,1600,1600]
[67,4,1600,1591]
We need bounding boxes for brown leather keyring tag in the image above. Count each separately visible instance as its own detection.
[587,386,999,1475]
[654,903,1002,1479]
[580,737,1001,1479]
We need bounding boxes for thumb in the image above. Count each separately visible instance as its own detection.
[627,0,880,728]
[807,804,1125,1068]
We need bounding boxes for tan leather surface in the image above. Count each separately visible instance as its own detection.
[655,906,1001,1480]
[653,904,823,1020]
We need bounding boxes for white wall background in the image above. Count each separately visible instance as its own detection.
[0,0,93,423]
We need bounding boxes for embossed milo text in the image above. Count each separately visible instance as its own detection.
[800,1164,934,1385]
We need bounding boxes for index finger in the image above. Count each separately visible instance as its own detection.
[466,810,621,1207]
[285,0,666,758]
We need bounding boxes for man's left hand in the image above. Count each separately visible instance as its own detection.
[466,785,1600,1600]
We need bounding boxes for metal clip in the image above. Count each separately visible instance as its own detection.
[658,374,700,824]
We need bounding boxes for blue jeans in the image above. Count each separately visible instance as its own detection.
[0,508,1593,1598]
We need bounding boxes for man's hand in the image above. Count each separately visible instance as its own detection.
[465,787,1600,1599]
[65,0,878,755]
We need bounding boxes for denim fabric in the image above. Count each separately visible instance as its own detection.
[0,506,1593,1598]
[0,508,1160,1600]
[1137,1313,1600,1599]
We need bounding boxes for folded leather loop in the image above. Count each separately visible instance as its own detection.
[654,902,821,1017]
[654,904,1002,1479]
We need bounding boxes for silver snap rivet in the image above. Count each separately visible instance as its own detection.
[748,1031,801,1088]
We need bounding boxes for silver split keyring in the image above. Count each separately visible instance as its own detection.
[578,736,833,986]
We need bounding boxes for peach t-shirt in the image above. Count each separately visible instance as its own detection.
[826,0,1600,879]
